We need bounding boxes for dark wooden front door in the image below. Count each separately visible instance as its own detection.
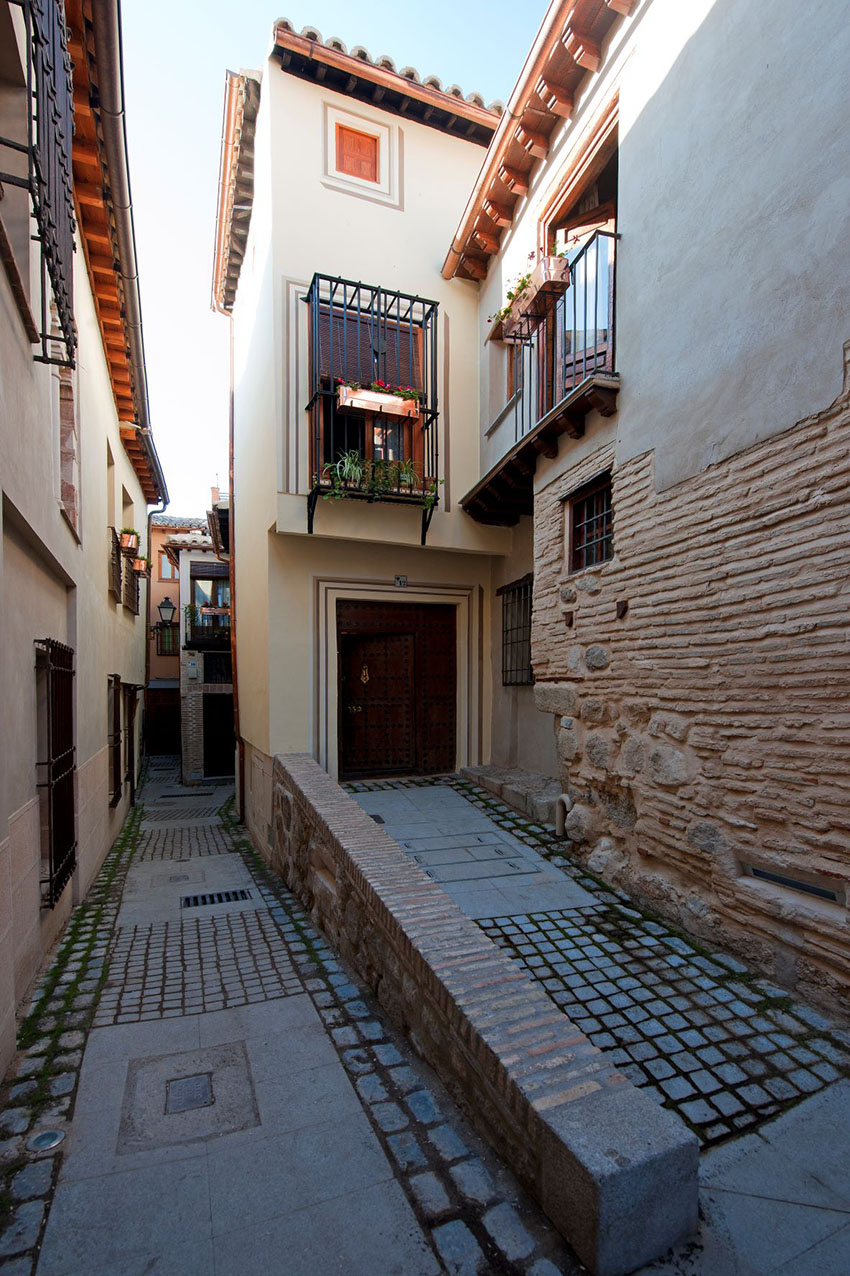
[203,693,235,778]
[337,601,456,780]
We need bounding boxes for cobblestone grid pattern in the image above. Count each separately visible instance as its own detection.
[0,763,583,1276]
[345,776,850,1148]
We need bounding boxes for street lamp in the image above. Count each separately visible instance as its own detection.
[157,596,176,625]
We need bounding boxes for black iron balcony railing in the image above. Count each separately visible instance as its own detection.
[186,611,231,649]
[305,273,440,544]
[509,230,617,442]
[0,0,76,367]
[108,527,123,600]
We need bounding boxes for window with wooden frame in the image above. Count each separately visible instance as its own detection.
[506,342,521,402]
[335,123,379,184]
[498,575,534,687]
[159,551,177,581]
[568,472,613,572]
[156,623,178,656]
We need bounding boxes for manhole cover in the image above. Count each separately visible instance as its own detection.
[168,874,190,883]
[27,1129,65,1152]
[166,1073,213,1114]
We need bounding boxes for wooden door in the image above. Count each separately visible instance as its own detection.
[339,633,415,778]
[337,602,456,780]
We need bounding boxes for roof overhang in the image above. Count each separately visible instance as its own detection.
[442,0,633,282]
[212,71,260,314]
[207,500,230,560]
[271,21,501,147]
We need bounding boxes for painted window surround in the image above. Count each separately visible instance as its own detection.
[322,102,400,209]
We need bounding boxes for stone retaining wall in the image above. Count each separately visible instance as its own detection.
[270,753,698,1276]
[532,346,850,1014]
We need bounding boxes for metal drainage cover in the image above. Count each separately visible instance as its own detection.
[180,889,251,909]
[370,814,385,824]
[166,1073,213,1114]
[27,1129,66,1152]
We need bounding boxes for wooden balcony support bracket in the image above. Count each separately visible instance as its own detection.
[604,0,636,15]
[482,199,514,229]
[515,124,548,160]
[537,76,574,120]
[498,165,529,196]
[532,434,559,459]
[562,24,602,73]
[585,381,619,417]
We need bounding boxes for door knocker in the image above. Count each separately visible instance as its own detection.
[360,663,370,685]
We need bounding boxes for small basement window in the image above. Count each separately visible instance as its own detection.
[568,472,613,572]
[336,123,379,183]
[498,574,533,686]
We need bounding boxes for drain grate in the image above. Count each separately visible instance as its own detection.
[166,1073,213,1113]
[180,889,252,909]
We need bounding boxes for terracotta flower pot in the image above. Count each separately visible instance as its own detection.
[120,532,139,551]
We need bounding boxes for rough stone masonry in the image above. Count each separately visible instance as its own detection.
[531,343,850,1018]
[269,753,698,1276]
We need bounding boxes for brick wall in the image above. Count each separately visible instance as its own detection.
[270,753,697,1276]
[532,344,850,1013]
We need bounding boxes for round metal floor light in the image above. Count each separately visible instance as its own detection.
[27,1129,65,1152]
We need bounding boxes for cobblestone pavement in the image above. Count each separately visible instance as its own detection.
[347,777,850,1150]
[0,762,582,1275]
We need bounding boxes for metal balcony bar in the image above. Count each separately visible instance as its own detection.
[511,230,617,443]
[305,273,440,543]
[186,613,231,649]
[0,0,76,366]
[35,637,76,906]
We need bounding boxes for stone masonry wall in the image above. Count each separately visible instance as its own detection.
[269,753,697,1276]
[532,345,850,1014]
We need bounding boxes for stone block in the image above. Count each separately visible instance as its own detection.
[646,745,693,788]
[557,721,581,764]
[565,803,598,845]
[584,645,610,671]
[534,683,580,716]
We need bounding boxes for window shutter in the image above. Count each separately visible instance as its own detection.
[336,125,379,183]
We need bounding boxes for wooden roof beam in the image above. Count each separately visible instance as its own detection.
[604,0,636,15]
[482,198,514,228]
[460,255,487,280]
[515,124,548,160]
[499,165,529,196]
[537,76,574,120]
[471,227,500,255]
[562,24,602,73]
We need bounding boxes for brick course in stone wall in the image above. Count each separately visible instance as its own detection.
[531,344,850,1014]
[269,753,697,1276]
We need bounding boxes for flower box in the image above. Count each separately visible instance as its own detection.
[501,256,570,340]
[120,531,139,551]
[337,384,420,419]
[131,557,150,575]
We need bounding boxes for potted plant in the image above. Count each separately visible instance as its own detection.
[120,527,140,551]
[131,556,151,575]
[489,251,570,340]
[336,378,420,419]
[397,458,421,491]
[321,449,365,500]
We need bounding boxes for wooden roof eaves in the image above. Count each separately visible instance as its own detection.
[212,71,260,315]
[442,0,627,281]
[271,25,500,135]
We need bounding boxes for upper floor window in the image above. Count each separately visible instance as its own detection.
[0,0,76,366]
[155,624,178,656]
[568,472,613,572]
[159,551,178,580]
[336,124,379,184]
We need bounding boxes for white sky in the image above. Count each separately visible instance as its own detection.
[121,0,547,517]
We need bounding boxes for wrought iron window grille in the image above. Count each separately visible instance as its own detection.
[108,672,122,806]
[304,273,440,545]
[0,0,77,367]
[108,527,123,599]
[498,574,534,687]
[154,622,178,656]
[569,472,613,573]
[34,637,76,906]
[122,556,140,614]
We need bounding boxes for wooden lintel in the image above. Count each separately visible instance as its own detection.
[533,435,559,459]
[604,0,636,15]
[499,165,529,196]
[460,256,487,281]
[482,198,513,228]
[472,227,500,255]
[537,76,574,120]
[515,124,548,160]
[562,26,602,73]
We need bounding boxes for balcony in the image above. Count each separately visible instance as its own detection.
[185,609,231,650]
[463,230,619,526]
[305,274,440,544]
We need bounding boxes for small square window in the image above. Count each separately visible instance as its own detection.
[156,624,179,656]
[335,124,379,184]
[498,575,533,686]
[569,472,613,572]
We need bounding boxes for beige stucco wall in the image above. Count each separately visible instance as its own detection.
[0,194,149,1073]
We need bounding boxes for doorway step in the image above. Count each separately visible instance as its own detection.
[459,765,561,825]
